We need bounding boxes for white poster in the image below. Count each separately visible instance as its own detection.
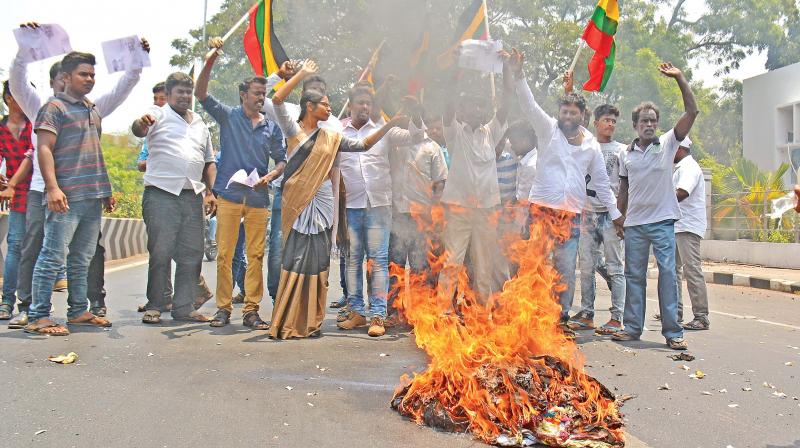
[458,39,504,74]
[101,35,151,74]
[13,24,72,63]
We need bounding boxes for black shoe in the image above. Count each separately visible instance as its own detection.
[210,309,231,327]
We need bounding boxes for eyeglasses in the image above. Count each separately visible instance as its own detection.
[315,101,331,109]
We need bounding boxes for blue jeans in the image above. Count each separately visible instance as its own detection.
[2,211,26,308]
[578,211,625,321]
[232,223,247,295]
[29,199,102,321]
[345,206,391,318]
[15,190,66,313]
[623,219,683,340]
[552,213,582,322]
[267,187,282,301]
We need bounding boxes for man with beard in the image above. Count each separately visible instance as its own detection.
[612,63,699,351]
[194,38,286,330]
[508,49,623,335]
[132,72,217,325]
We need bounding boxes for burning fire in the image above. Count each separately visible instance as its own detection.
[390,205,625,447]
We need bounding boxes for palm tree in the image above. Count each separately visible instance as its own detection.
[713,158,789,239]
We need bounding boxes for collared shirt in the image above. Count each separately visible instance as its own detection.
[142,104,215,195]
[0,117,33,212]
[673,154,706,237]
[340,119,421,209]
[440,115,507,209]
[200,95,286,208]
[516,148,538,202]
[585,141,625,212]
[619,129,682,227]
[516,78,621,219]
[496,149,519,204]
[35,92,111,202]
[9,50,140,193]
[390,136,448,213]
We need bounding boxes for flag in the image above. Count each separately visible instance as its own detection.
[437,0,488,69]
[243,0,290,89]
[581,0,619,92]
[407,23,431,95]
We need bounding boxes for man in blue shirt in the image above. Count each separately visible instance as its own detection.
[196,38,286,330]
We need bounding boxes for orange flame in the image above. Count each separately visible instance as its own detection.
[390,204,624,446]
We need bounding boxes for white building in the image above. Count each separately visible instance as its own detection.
[742,62,800,181]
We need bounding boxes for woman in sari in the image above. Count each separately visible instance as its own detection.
[269,61,407,339]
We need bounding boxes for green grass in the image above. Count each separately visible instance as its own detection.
[101,134,143,219]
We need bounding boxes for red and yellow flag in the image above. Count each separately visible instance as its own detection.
[243,0,289,89]
[581,0,618,92]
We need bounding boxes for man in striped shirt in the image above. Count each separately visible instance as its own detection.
[25,52,114,336]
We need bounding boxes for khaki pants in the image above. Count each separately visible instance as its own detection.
[215,197,270,314]
[439,205,509,302]
[675,231,709,321]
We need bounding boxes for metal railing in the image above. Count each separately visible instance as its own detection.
[707,188,800,243]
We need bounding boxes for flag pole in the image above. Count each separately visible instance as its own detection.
[482,0,496,105]
[568,40,585,73]
[337,39,387,119]
[203,4,257,60]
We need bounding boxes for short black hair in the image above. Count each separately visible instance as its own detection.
[302,75,327,94]
[152,82,166,94]
[632,102,660,125]
[49,61,62,81]
[238,76,268,95]
[558,92,587,113]
[348,85,374,104]
[165,72,194,95]
[507,120,536,142]
[2,80,11,105]
[594,104,620,121]
[60,52,96,75]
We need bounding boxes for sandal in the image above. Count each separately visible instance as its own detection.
[142,310,162,325]
[595,320,623,335]
[137,304,147,313]
[243,311,269,330]
[67,312,112,327]
[209,309,231,327]
[173,311,212,323]
[91,307,107,318]
[667,337,688,350]
[24,318,70,336]
[682,318,709,331]
[193,291,214,311]
[0,304,12,320]
[566,317,595,330]
[611,331,640,341]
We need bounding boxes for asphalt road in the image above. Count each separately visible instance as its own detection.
[0,259,798,448]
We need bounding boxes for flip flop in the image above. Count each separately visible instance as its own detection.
[173,311,212,323]
[67,312,112,327]
[24,319,70,336]
[142,310,162,325]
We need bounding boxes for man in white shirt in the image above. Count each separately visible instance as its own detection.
[569,104,627,335]
[387,111,448,324]
[613,63,699,351]
[337,85,421,337]
[508,49,622,330]
[8,24,144,328]
[672,137,709,330]
[131,72,217,324]
[437,56,516,305]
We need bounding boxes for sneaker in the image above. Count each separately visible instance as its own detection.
[53,279,68,292]
[337,312,367,330]
[368,316,386,337]
[8,311,29,329]
[667,337,688,350]
[595,319,623,335]
[232,292,245,304]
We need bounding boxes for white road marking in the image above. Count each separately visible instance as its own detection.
[645,299,800,331]
[105,259,149,274]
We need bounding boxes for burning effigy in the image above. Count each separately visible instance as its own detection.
[389,207,626,447]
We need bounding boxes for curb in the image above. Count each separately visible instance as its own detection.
[646,268,800,294]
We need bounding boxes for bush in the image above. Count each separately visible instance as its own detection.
[101,134,143,219]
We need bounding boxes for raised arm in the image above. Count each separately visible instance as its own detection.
[273,60,317,106]
[194,37,222,102]
[659,62,699,142]
[9,48,43,122]
[496,51,516,124]
[339,114,410,153]
[508,49,556,141]
[94,38,149,118]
